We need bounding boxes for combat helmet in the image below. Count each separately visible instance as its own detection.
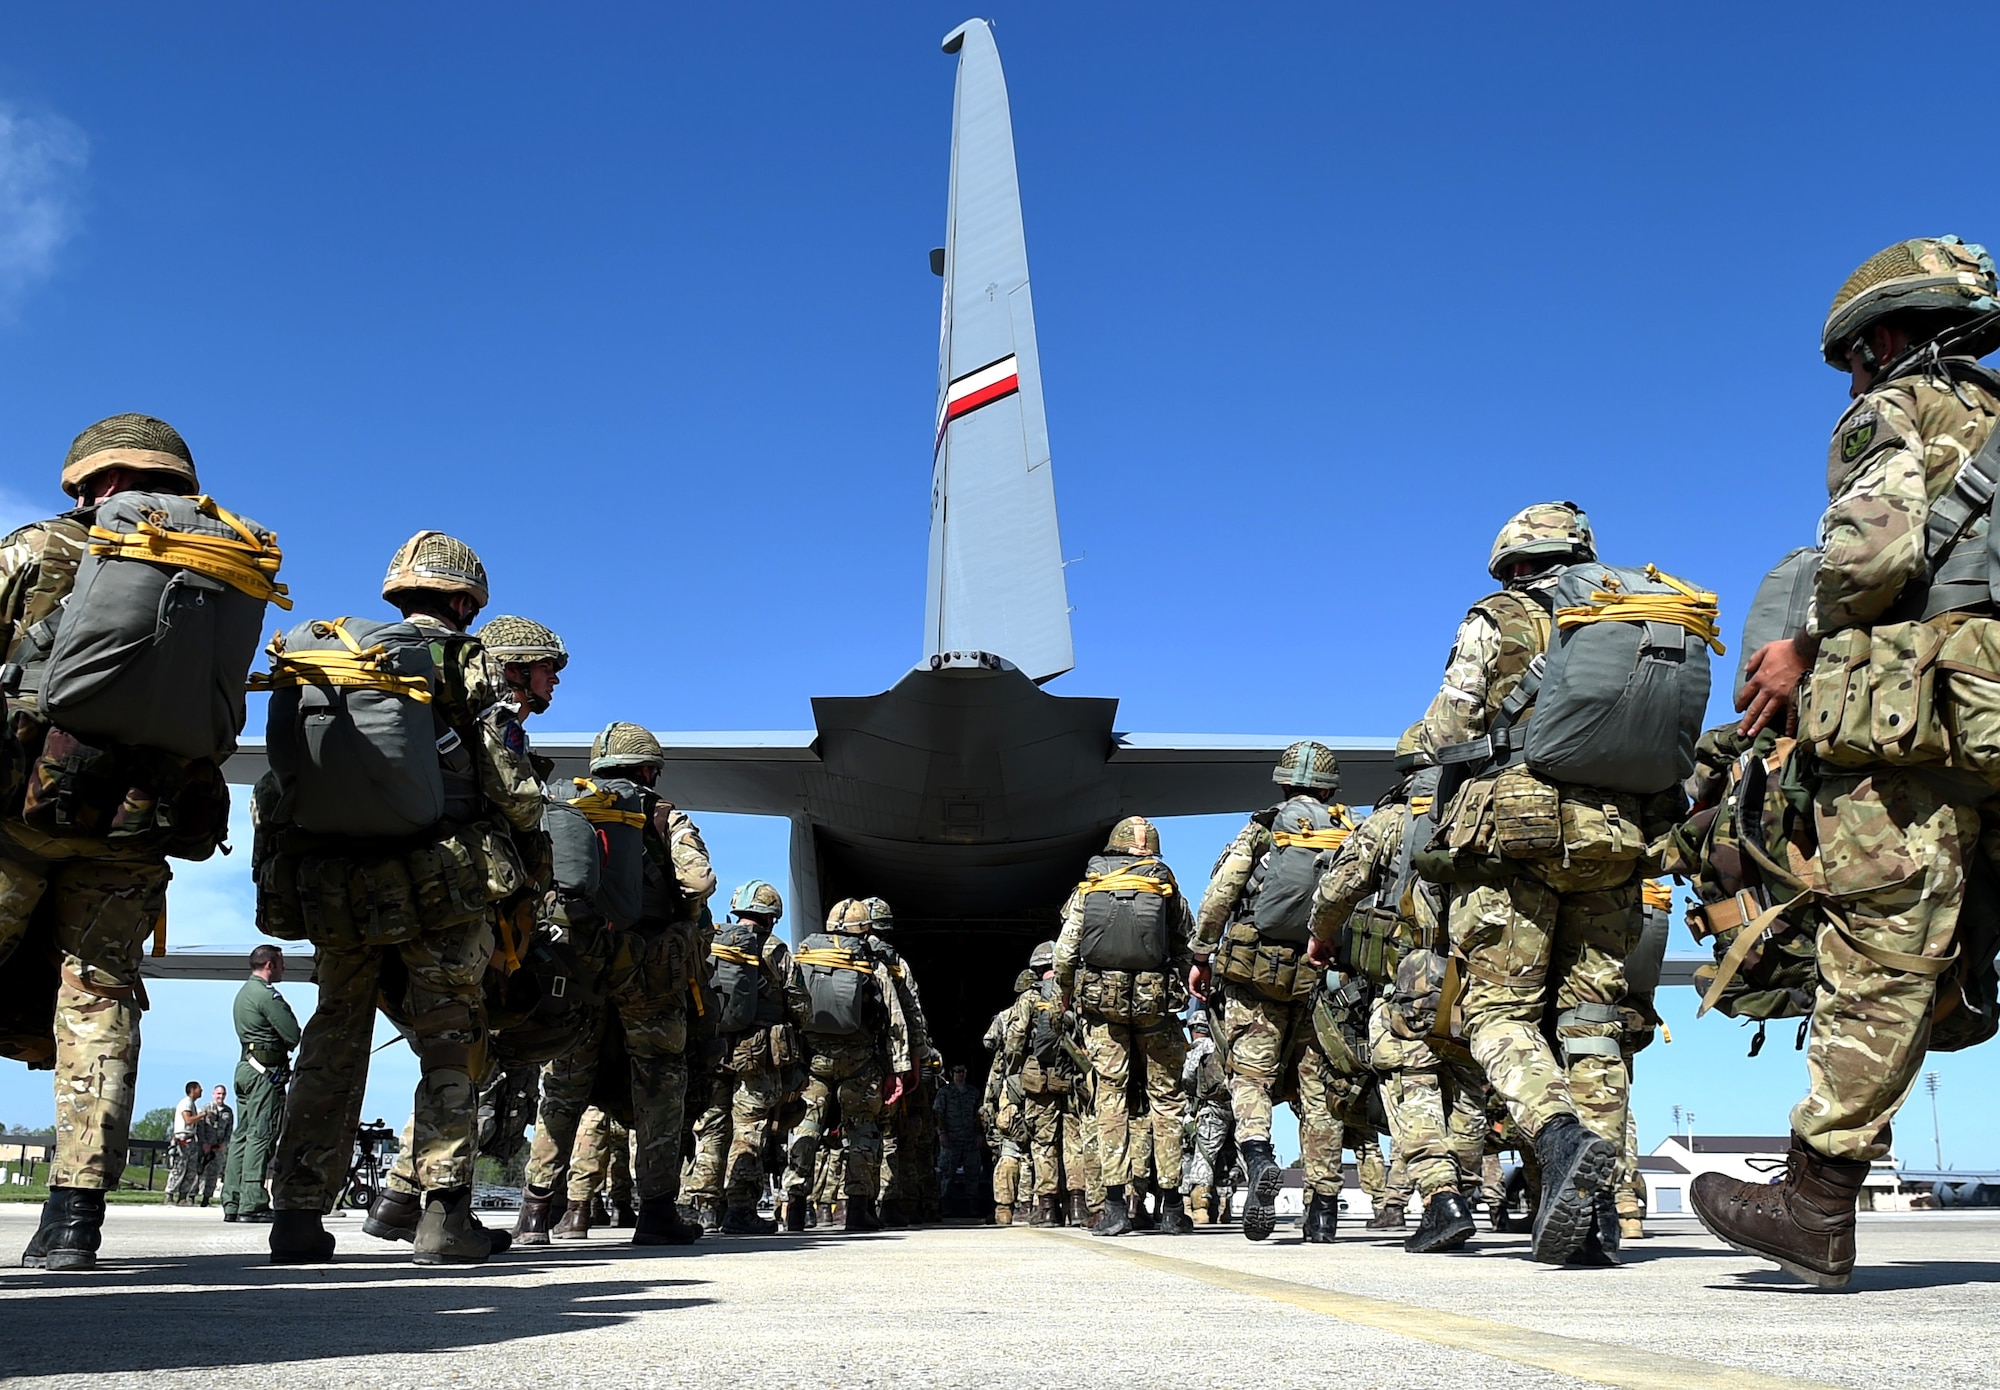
[1104,815,1160,856]
[1029,940,1056,969]
[1273,739,1340,793]
[1822,236,2000,369]
[590,721,665,773]
[383,531,490,609]
[1392,721,1435,773]
[1487,502,1594,581]
[730,879,784,923]
[63,413,199,499]
[477,615,569,672]
[826,897,891,935]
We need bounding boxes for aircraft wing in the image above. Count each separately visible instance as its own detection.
[1106,734,1399,817]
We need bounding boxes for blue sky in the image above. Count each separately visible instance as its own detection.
[1,4,1995,1167]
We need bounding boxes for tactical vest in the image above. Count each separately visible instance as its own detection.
[1866,358,2000,624]
[1242,796,1352,945]
[1340,768,1441,983]
[795,931,882,1040]
[1077,852,1175,971]
[711,918,779,1034]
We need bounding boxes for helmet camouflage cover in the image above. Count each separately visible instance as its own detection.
[1029,940,1056,969]
[476,615,569,672]
[1272,739,1340,792]
[63,413,199,499]
[730,879,784,922]
[1103,815,1161,856]
[1487,501,1595,580]
[382,530,490,609]
[826,896,892,935]
[1822,236,2000,369]
[590,721,665,773]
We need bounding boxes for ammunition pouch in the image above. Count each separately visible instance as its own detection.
[1309,973,1373,1079]
[1216,922,1316,1002]
[1490,763,1562,859]
[1077,966,1173,1021]
[1338,904,1409,986]
[1802,620,1952,771]
[266,818,524,951]
[14,721,230,860]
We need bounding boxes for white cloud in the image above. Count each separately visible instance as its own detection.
[0,102,87,315]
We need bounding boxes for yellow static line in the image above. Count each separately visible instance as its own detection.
[1051,1234,1836,1390]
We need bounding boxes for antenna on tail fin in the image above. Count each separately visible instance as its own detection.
[925,18,1074,684]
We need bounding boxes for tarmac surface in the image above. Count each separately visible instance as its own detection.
[0,1205,1995,1389]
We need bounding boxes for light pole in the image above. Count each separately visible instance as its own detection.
[1925,1072,1943,1169]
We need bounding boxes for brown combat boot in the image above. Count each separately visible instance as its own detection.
[994,1201,1014,1227]
[514,1186,556,1246]
[1189,1184,1213,1225]
[1037,1194,1063,1227]
[551,1199,593,1241]
[1693,1133,1870,1288]
[1366,1201,1406,1230]
[1067,1190,1089,1227]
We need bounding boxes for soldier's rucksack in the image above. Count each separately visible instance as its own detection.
[710,919,767,1034]
[40,493,288,760]
[1247,796,1351,945]
[1077,853,1176,971]
[1520,563,1719,794]
[260,618,445,838]
[544,799,602,906]
[562,777,648,928]
[795,933,880,1039]
[1027,977,1070,1067]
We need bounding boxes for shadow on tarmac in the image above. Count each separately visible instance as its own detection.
[0,1234,835,1377]
[1720,1259,2000,1294]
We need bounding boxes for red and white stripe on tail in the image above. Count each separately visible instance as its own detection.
[935,354,1020,452]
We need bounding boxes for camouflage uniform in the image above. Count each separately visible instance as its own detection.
[1052,827,1192,1206]
[271,614,546,1212]
[1001,970,1085,1207]
[783,901,918,1224]
[870,937,934,1220]
[1,417,236,1269]
[982,981,1030,1218]
[685,925,794,1219]
[523,797,716,1206]
[568,1107,633,1210]
[1790,355,2000,1160]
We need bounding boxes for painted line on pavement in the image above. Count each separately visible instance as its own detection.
[1050,1234,1836,1390]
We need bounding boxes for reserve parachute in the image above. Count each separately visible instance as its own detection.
[1248,797,1350,945]
[1077,853,1175,970]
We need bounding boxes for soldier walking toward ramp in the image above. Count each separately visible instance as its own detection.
[1702,238,2000,1287]
[1054,816,1194,1237]
[4,415,270,1271]
[1191,745,1355,1242]
[223,945,300,1221]
[1000,941,1086,1226]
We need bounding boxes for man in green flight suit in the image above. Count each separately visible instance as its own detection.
[223,944,301,1222]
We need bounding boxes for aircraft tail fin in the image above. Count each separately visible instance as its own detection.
[925,18,1073,683]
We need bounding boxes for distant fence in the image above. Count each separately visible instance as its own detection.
[0,1133,176,1191]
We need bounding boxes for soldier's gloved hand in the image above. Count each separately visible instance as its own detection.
[1188,958,1212,1000]
[1305,936,1335,972]
[881,1071,906,1107]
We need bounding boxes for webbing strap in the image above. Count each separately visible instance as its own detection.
[1273,826,1351,851]
[1406,796,1434,816]
[89,495,291,608]
[1830,914,1957,978]
[1923,423,2000,569]
[710,943,760,967]
[795,948,875,975]
[1697,891,1810,1018]
[1554,565,1725,655]
[1081,858,1175,897]
[1641,879,1673,911]
[568,778,647,828]
[250,618,434,701]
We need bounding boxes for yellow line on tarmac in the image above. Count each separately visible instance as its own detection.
[1054,1234,1836,1390]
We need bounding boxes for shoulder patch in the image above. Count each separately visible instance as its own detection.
[1840,410,1878,464]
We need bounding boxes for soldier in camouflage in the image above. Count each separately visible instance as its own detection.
[3,417,236,1271]
[783,897,921,1232]
[1191,745,1356,1243]
[264,534,545,1267]
[870,925,936,1228]
[685,880,794,1236]
[1309,724,1484,1253]
[565,1108,636,1231]
[1054,816,1193,1237]
[1702,237,2000,1288]
[1178,1002,1233,1225]
[982,969,1035,1225]
[1000,940,1087,1226]
[514,722,718,1248]
[1418,503,1681,1266]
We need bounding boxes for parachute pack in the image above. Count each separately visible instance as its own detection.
[795,933,881,1038]
[1735,548,1820,695]
[559,777,648,928]
[1077,853,1175,971]
[1247,797,1351,945]
[709,919,770,1034]
[1519,563,1721,794]
[258,618,444,838]
[35,493,288,761]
